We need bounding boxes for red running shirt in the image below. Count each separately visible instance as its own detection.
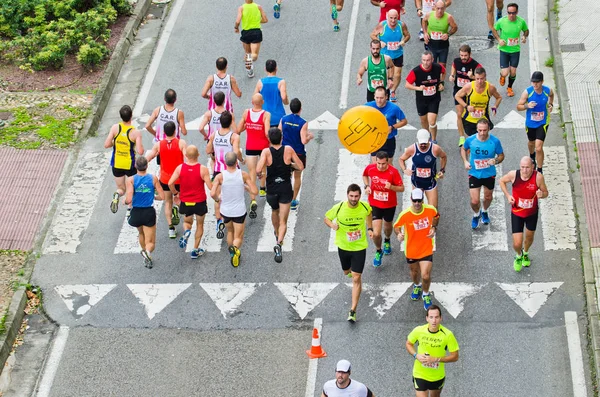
[159,138,183,185]
[363,163,403,208]
[179,163,207,203]
[511,170,539,218]
[378,0,404,22]
[245,109,269,151]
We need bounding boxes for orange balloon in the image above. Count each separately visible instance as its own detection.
[337,106,389,154]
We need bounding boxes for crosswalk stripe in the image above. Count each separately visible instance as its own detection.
[200,283,265,318]
[472,164,509,251]
[55,284,117,319]
[127,283,191,320]
[437,110,458,130]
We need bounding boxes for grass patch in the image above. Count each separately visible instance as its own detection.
[0,311,6,334]
[545,56,554,67]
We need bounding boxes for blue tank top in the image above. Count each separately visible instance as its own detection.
[132,174,154,208]
[525,85,551,128]
[379,21,404,59]
[411,143,437,186]
[281,113,307,155]
[260,76,286,126]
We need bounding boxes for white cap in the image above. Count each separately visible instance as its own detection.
[411,189,424,201]
[336,359,351,372]
[417,129,430,144]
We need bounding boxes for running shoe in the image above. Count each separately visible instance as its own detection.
[423,293,432,310]
[110,192,119,213]
[488,30,494,41]
[274,243,283,263]
[514,254,523,272]
[273,1,280,18]
[419,29,424,41]
[347,310,357,322]
[216,218,225,239]
[126,208,131,220]
[247,67,255,78]
[522,252,531,267]
[179,229,191,249]
[390,91,397,103]
[291,199,299,210]
[333,23,340,32]
[431,139,437,144]
[373,250,383,267]
[190,248,205,259]
[496,9,502,20]
[383,240,392,255]
[458,136,466,147]
[171,205,180,226]
[499,75,506,86]
[410,284,423,300]
[507,87,514,97]
[259,188,267,197]
[249,200,258,219]
[168,227,177,239]
[141,250,153,269]
[471,213,481,229]
[347,272,353,278]
[481,211,490,225]
[229,245,241,267]
[331,4,338,20]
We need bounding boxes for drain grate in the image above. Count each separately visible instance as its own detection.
[561,43,586,52]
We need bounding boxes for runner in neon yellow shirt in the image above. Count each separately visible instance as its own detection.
[406,305,460,395]
[325,183,373,322]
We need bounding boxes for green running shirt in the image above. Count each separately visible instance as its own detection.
[325,201,372,251]
[494,16,528,53]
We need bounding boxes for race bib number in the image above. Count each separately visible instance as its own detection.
[507,37,519,46]
[430,31,443,40]
[531,111,545,121]
[387,41,400,50]
[474,159,491,170]
[416,167,432,178]
[470,109,484,119]
[424,0,435,9]
[346,230,362,242]
[371,79,384,88]
[373,191,389,201]
[518,197,534,209]
[457,77,470,87]
[422,362,439,369]
[423,86,437,96]
[412,218,430,231]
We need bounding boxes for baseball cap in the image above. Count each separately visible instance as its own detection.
[336,360,352,373]
[417,129,430,144]
[531,71,544,82]
[411,189,424,201]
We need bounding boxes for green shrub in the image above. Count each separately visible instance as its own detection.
[31,44,66,70]
[76,40,107,68]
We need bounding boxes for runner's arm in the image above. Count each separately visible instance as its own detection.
[124,177,134,205]
[210,174,223,200]
[237,112,247,134]
[516,89,529,111]
[263,112,271,136]
[179,139,187,161]
[234,6,243,32]
[145,107,159,137]
[253,80,263,96]
[255,148,269,176]
[437,146,448,173]
[356,58,368,85]
[103,125,116,148]
[415,0,423,16]
[522,28,529,41]
[401,21,411,44]
[447,14,458,35]
[439,350,459,363]
[536,173,549,198]
[243,171,259,195]
[279,80,289,105]
[230,75,243,98]
[454,85,470,108]
[289,148,304,171]
[259,5,268,23]
[421,13,429,42]
[300,123,314,145]
[232,134,244,164]
[393,115,407,130]
[499,171,516,202]
[134,130,144,155]
[404,70,422,91]
[145,142,160,162]
[370,22,383,42]
[198,111,211,140]
[362,174,371,194]
[449,64,456,82]
[200,75,213,99]
[490,84,502,110]
[206,133,215,154]
[168,165,182,194]
[494,152,505,164]
[178,110,188,136]
[230,113,238,134]
[153,175,165,201]
[201,164,213,191]
[460,146,470,168]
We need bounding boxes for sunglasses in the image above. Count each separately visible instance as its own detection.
[507,11,517,14]
[412,199,423,203]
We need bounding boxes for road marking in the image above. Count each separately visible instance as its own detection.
[304,318,323,397]
[338,0,362,109]
[399,124,417,130]
[437,110,458,129]
[127,283,191,320]
[43,152,110,254]
[565,311,588,396]
[472,164,509,251]
[36,326,69,397]
[308,111,339,130]
[527,0,539,74]
[274,283,338,319]
[200,283,265,318]
[54,284,117,319]
[495,282,563,317]
[494,110,525,129]
[133,0,186,116]
[346,282,412,318]
[329,149,370,251]
[540,146,577,250]
[431,282,486,318]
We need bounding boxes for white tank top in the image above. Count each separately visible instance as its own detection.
[220,168,246,218]
[422,0,435,14]
[155,106,180,141]
[209,74,233,112]
[213,129,234,173]
[208,109,222,140]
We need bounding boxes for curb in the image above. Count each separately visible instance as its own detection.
[546,0,600,391]
[0,0,153,379]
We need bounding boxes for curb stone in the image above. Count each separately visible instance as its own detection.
[0,0,153,379]
[546,0,600,393]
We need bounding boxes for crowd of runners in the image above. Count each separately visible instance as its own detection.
[102,0,555,395]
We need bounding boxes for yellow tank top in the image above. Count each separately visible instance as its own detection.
[242,2,261,30]
[463,81,491,123]
[112,123,135,170]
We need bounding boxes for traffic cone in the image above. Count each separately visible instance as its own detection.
[306,327,327,358]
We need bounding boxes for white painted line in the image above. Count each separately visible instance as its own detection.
[496,282,563,317]
[431,282,486,318]
[132,0,186,117]
[472,164,509,251]
[437,110,458,130]
[399,124,417,130]
[494,110,526,129]
[200,283,265,318]
[540,146,577,250]
[127,283,191,320]
[527,0,539,75]
[55,284,117,319]
[43,152,110,254]
[345,282,411,318]
[36,326,70,397]
[308,111,340,130]
[329,149,370,251]
[275,283,338,319]
[304,318,323,397]
[338,0,362,110]
[565,311,589,396]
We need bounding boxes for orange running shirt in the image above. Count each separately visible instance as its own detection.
[394,204,437,259]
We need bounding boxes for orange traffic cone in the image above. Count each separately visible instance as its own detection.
[306,328,327,358]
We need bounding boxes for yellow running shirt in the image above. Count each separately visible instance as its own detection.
[111,123,135,170]
[462,81,491,124]
[408,324,459,381]
[242,2,261,30]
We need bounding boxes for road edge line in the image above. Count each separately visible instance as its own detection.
[338,0,361,110]
[304,317,323,397]
[565,312,589,396]
[35,326,69,397]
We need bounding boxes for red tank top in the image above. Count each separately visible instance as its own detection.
[159,138,184,184]
[245,109,269,151]
[179,163,207,203]
[512,170,538,218]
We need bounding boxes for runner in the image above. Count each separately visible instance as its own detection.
[398,129,447,209]
[321,360,376,397]
[363,151,404,268]
[357,40,395,102]
[169,145,213,259]
[516,71,554,174]
[235,0,268,78]
[449,45,483,146]
[254,59,289,127]
[330,0,345,32]
[365,86,408,164]
[371,0,405,21]
[279,98,314,210]
[499,156,548,272]
[422,1,457,74]
[207,111,244,237]
[145,88,188,145]
[104,105,144,216]
[394,189,439,310]
[256,127,304,263]
[124,156,164,269]
[406,305,460,396]
[200,57,242,112]
[370,9,411,102]
[492,2,529,97]
[145,121,186,239]
[405,51,445,142]
[211,152,258,267]
[454,67,502,137]
[238,93,271,216]
[460,119,504,229]
[273,0,282,18]
[416,0,452,41]
[198,91,237,174]
[324,184,373,322]
[487,0,504,40]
